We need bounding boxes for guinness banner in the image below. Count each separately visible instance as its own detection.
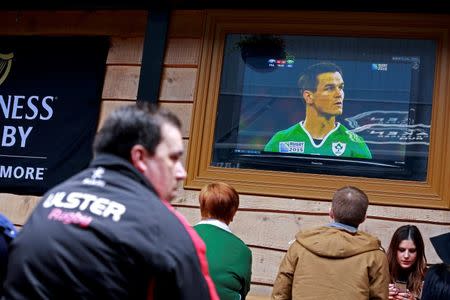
[0,37,109,195]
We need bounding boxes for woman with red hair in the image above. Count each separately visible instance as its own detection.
[194,182,252,300]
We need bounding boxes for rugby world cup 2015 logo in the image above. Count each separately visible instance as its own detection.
[0,52,14,86]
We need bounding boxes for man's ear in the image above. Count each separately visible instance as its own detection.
[130,145,148,173]
[329,206,334,219]
[303,90,314,104]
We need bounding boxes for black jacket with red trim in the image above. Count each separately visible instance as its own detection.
[3,154,215,300]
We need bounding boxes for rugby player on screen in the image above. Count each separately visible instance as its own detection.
[264,62,372,159]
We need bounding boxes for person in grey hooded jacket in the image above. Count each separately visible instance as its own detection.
[272,186,389,300]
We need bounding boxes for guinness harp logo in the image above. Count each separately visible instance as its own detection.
[0,52,14,86]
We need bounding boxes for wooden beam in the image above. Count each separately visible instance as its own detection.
[137,10,170,103]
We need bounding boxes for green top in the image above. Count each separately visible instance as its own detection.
[194,223,252,300]
[264,122,372,159]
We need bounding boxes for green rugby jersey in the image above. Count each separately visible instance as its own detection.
[264,122,372,159]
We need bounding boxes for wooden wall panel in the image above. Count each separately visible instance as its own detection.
[176,190,450,225]
[98,100,136,130]
[251,247,284,285]
[159,68,198,101]
[248,286,272,299]
[168,11,205,38]
[175,206,318,251]
[107,37,144,65]
[164,38,201,66]
[102,66,140,100]
[0,194,40,225]
[160,103,193,138]
[182,139,189,167]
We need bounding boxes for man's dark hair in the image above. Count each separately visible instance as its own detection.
[331,186,368,227]
[93,102,181,160]
[298,62,343,95]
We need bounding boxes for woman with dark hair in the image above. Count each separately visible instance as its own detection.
[194,182,252,300]
[387,225,427,300]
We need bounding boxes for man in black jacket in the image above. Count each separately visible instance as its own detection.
[3,103,219,300]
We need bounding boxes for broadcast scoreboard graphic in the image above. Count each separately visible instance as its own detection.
[346,111,430,145]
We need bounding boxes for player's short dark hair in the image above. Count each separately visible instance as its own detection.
[331,186,368,227]
[93,102,181,161]
[298,62,343,94]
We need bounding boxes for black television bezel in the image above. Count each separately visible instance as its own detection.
[212,34,432,182]
[231,151,410,179]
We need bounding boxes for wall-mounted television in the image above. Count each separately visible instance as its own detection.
[212,34,435,181]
